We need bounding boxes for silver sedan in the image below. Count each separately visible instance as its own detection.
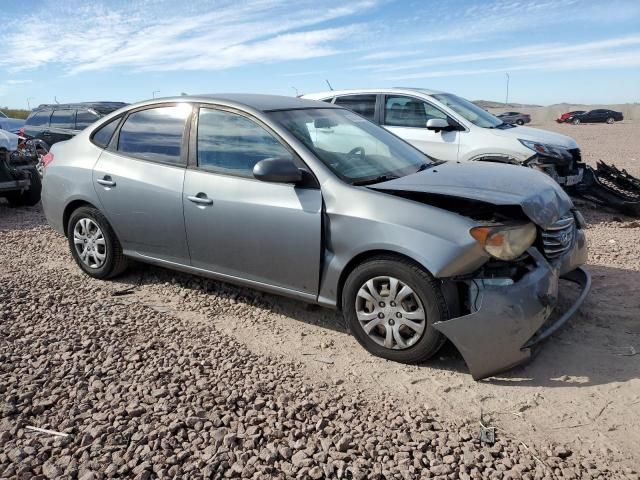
[41,94,590,379]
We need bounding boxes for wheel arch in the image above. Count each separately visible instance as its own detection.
[62,199,100,236]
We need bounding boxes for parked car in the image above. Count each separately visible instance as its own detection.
[496,111,530,125]
[23,102,127,148]
[302,88,584,188]
[0,111,25,134]
[556,110,586,123]
[41,94,590,380]
[0,129,41,206]
[566,109,624,125]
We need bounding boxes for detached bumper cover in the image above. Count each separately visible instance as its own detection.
[433,248,591,380]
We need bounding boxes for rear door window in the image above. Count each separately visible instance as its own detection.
[384,95,447,128]
[333,95,376,120]
[26,110,52,126]
[116,105,190,165]
[91,117,121,148]
[50,110,75,129]
[197,107,292,178]
[76,109,101,129]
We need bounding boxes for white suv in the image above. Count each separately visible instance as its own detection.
[303,88,584,186]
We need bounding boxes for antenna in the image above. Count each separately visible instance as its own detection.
[325,79,334,91]
[292,86,301,97]
[54,96,60,104]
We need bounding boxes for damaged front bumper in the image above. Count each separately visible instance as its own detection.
[434,244,590,380]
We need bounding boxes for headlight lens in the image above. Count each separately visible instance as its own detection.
[470,223,537,260]
[519,139,572,161]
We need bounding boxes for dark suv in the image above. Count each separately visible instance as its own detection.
[23,102,127,147]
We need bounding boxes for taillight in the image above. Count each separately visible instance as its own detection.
[42,152,54,168]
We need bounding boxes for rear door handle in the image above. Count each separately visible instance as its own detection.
[187,194,213,206]
[97,176,116,187]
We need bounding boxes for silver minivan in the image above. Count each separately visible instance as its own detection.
[41,94,590,379]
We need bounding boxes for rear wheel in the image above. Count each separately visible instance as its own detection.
[67,206,128,279]
[342,255,447,363]
[606,117,615,124]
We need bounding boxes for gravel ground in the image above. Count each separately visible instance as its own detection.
[1,120,639,479]
[1,207,634,480]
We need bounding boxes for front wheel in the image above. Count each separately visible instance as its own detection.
[516,119,524,125]
[342,256,447,363]
[606,117,615,124]
[67,206,128,279]
[572,118,581,125]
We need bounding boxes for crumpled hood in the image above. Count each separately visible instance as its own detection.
[489,125,579,149]
[0,128,19,152]
[370,161,573,229]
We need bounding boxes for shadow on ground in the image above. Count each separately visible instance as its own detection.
[112,259,640,390]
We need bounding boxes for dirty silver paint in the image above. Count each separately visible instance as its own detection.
[42,94,590,380]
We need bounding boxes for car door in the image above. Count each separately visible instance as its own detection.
[183,105,322,296]
[48,109,76,144]
[381,95,460,161]
[92,103,192,264]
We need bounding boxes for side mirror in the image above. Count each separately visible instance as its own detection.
[253,157,302,184]
[426,118,450,131]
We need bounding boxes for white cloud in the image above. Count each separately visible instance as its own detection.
[384,50,640,80]
[360,35,640,73]
[0,0,376,74]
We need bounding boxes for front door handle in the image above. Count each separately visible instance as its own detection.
[97,176,116,187]
[187,194,213,206]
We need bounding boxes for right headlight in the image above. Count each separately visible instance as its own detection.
[519,139,572,161]
[470,223,537,260]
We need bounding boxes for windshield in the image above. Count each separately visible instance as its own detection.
[433,93,503,129]
[270,108,433,185]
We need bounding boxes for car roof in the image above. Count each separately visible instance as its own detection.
[127,94,340,113]
[34,102,128,114]
[302,87,446,100]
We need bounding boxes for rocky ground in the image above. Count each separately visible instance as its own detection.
[1,121,639,479]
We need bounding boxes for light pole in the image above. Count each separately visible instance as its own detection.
[505,73,510,106]
[152,90,160,99]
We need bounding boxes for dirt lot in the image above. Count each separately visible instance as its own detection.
[1,120,639,479]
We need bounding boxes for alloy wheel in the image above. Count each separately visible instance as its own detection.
[73,218,107,269]
[355,276,426,350]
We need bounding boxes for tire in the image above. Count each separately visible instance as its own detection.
[572,118,581,125]
[20,167,41,206]
[606,117,614,124]
[67,206,128,279]
[516,119,524,125]
[342,255,447,364]
[5,167,41,207]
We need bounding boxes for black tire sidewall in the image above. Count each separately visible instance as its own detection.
[22,167,42,206]
[516,119,524,125]
[67,207,118,279]
[342,258,445,363]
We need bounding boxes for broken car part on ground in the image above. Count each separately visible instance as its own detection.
[0,129,43,207]
[41,94,590,380]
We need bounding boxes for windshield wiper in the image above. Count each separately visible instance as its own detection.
[352,174,400,186]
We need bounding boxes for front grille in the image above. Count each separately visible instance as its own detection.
[541,214,575,259]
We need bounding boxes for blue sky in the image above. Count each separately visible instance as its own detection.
[1,0,639,109]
